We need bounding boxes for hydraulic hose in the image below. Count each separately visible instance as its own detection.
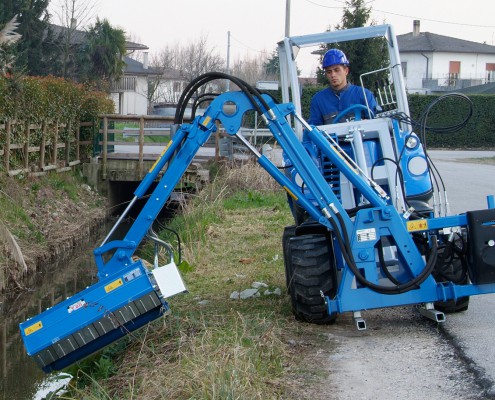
[329,207,438,295]
[174,72,440,295]
[174,72,271,124]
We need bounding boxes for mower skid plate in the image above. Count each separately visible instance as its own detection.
[19,260,168,373]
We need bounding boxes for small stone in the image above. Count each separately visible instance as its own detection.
[230,291,240,299]
[252,281,268,289]
[240,288,259,299]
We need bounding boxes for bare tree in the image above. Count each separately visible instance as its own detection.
[230,51,278,85]
[52,0,99,77]
[150,35,225,104]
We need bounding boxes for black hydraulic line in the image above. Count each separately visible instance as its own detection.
[377,238,403,286]
[329,206,438,294]
[154,221,183,265]
[390,93,473,136]
[174,72,271,124]
[191,93,218,119]
[370,157,430,219]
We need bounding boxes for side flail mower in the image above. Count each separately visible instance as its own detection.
[19,69,495,373]
[20,231,187,373]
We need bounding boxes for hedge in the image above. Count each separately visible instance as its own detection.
[297,86,495,149]
[0,75,114,139]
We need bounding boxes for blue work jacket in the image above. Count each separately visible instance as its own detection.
[308,84,379,125]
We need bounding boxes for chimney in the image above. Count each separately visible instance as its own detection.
[70,18,77,30]
[413,20,420,37]
[143,52,149,70]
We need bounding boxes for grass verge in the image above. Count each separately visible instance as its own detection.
[62,163,333,400]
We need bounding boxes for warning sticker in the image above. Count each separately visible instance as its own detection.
[407,219,429,232]
[105,278,123,293]
[24,321,43,336]
[356,228,377,242]
[67,299,86,314]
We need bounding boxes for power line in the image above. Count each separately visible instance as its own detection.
[372,8,495,29]
[302,0,495,29]
[230,34,270,53]
[302,0,342,9]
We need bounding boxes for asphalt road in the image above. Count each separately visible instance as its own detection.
[311,149,495,400]
[430,150,495,395]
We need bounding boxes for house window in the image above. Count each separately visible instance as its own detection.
[401,62,407,78]
[486,63,495,82]
[448,61,460,86]
[173,81,182,93]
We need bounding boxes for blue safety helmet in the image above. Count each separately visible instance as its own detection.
[322,49,349,69]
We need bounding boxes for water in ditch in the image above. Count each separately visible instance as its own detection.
[0,225,110,399]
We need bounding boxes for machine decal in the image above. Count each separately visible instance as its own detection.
[356,228,377,242]
[104,278,123,293]
[123,268,142,283]
[149,141,172,173]
[67,299,86,314]
[24,321,43,336]
[407,219,428,232]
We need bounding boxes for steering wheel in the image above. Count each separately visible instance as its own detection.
[332,104,375,124]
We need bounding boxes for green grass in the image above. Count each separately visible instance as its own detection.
[63,163,330,399]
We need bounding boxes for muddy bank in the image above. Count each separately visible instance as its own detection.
[0,173,109,292]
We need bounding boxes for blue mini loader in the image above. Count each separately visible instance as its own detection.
[20,25,495,372]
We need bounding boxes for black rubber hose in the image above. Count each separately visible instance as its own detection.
[329,208,438,295]
[174,72,270,124]
[377,238,403,286]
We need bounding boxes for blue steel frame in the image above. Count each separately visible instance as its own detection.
[20,90,495,372]
[95,90,495,316]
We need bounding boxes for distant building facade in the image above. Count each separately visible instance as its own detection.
[397,20,495,94]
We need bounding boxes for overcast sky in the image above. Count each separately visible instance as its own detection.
[50,0,495,77]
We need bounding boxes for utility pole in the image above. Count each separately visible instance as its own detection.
[285,0,291,37]
[226,30,231,91]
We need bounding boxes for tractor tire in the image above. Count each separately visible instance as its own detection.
[283,225,297,287]
[284,233,338,324]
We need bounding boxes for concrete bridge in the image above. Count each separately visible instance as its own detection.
[82,114,275,210]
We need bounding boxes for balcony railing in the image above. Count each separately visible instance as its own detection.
[422,76,485,92]
[110,76,137,92]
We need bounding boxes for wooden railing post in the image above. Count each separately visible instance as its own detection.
[52,121,59,167]
[4,120,11,174]
[40,121,46,170]
[138,116,144,176]
[75,121,80,162]
[65,121,71,166]
[24,121,29,172]
[102,116,108,180]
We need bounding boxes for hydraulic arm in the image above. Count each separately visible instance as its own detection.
[20,73,495,372]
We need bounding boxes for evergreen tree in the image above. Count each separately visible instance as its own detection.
[317,0,388,86]
[264,47,300,80]
[263,48,280,79]
[80,18,126,85]
[0,0,54,76]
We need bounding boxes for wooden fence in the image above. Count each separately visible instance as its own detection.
[0,114,273,178]
[0,120,94,177]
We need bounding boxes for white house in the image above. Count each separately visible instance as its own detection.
[397,21,495,94]
[49,24,157,115]
[110,40,160,115]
